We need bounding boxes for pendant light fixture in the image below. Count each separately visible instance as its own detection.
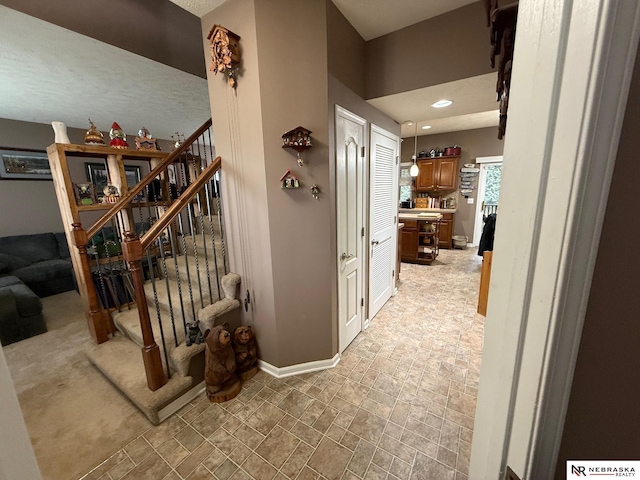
[409,121,419,177]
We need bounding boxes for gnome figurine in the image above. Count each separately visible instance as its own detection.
[109,122,128,149]
[204,324,241,402]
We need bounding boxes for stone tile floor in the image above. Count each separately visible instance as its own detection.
[81,248,484,480]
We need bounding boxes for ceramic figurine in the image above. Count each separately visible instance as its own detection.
[185,320,204,346]
[135,127,159,151]
[232,326,257,380]
[204,324,241,402]
[52,121,71,144]
[85,119,105,145]
[109,122,128,149]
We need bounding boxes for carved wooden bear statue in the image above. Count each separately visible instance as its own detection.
[204,324,241,402]
[233,325,258,381]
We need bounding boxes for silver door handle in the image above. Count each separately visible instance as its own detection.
[340,252,354,260]
[371,239,379,246]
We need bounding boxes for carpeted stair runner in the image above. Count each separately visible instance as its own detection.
[87,335,195,425]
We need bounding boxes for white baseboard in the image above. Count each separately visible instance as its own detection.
[157,380,205,423]
[258,353,341,379]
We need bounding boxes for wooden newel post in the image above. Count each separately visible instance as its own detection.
[72,223,110,344]
[122,231,166,391]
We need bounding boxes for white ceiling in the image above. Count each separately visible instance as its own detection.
[367,74,499,137]
[0,6,210,141]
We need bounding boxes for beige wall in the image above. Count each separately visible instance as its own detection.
[365,1,492,99]
[326,0,366,99]
[255,0,334,367]
[401,127,504,242]
[203,0,400,367]
[554,47,640,476]
[202,0,280,365]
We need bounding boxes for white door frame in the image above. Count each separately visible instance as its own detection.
[472,158,503,246]
[0,347,43,479]
[335,105,367,352]
[470,1,640,479]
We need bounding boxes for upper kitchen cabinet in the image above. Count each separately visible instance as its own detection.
[415,156,460,192]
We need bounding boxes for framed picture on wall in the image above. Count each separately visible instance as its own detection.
[0,148,52,180]
[85,162,142,201]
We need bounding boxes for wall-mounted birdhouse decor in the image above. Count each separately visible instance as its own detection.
[280,169,300,189]
[208,24,241,90]
[282,126,312,167]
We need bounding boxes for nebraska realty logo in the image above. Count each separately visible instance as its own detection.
[567,461,639,477]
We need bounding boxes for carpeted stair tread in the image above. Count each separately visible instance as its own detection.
[113,306,203,377]
[143,276,212,324]
[163,253,225,292]
[180,232,226,262]
[86,335,194,425]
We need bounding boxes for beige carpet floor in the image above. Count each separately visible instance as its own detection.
[3,291,152,480]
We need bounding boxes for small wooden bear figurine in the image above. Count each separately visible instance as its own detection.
[233,326,258,381]
[204,324,241,402]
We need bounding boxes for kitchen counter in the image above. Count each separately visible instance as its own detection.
[399,212,443,221]
[399,208,457,214]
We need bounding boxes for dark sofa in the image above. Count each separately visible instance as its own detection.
[0,233,75,297]
[0,233,76,345]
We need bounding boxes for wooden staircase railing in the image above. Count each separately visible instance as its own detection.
[120,157,222,391]
[48,118,226,391]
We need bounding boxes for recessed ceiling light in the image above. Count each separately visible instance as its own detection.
[431,100,453,108]
[421,125,432,130]
[403,121,414,126]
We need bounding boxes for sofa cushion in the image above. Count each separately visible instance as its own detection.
[0,252,30,272]
[12,260,73,284]
[0,283,42,317]
[0,275,24,288]
[0,233,59,264]
[55,233,71,260]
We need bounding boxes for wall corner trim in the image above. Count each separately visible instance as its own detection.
[258,353,341,379]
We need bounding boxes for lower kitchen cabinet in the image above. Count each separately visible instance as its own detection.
[401,220,418,262]
[401,218,440,264]
[439,213,454,249]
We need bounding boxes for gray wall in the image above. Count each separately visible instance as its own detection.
[256,0,334,367]
[0,0,205,78]
[554,45,640,476]
[401,127,504,242]
[327,0,366,99]
[0,118,169,237]
[365,1,492,99]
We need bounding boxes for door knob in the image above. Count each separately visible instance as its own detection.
[371,239,379,246]
[340,252,354,260]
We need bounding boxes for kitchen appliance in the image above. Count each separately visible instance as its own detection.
[400,200,413,209]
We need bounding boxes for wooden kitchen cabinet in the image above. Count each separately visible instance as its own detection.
[401,218,440,264]
[401,220,418,262]
[415,156,460,193]
[439,213,454,249]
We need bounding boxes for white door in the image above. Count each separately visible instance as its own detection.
[336,106,366,353]
[368,124,399,319]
